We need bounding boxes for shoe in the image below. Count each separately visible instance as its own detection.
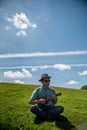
[36,114,51,121]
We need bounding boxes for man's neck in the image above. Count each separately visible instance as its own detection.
[42,85,49,89]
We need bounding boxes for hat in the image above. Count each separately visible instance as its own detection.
[39,74,51,82]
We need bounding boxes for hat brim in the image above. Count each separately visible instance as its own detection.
[39,76,51,82]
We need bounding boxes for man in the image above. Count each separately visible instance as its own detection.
[29,74,64,120]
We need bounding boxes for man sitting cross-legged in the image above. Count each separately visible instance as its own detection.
[29,74,64,120]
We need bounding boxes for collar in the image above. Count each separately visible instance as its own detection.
[41,85,49,89]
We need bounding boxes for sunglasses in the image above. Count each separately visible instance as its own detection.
[44,80,50,83]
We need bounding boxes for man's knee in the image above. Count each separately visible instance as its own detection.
[59,106,64,113]
[30,105,38,113]
[55,106,64,114]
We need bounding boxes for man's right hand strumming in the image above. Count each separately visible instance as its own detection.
[38,98,46,105]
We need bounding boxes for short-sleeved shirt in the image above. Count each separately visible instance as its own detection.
[30,86,56,106]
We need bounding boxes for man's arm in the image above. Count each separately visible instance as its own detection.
[29,88,40,105]
[29,87,46,105]
[29,99,39,105]
[45,92,61,104]
[29,98,46,105]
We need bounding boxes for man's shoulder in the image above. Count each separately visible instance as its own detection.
[34,86,41,92]
[49,87,55,92]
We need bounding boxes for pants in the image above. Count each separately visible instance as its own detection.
[30,105,64,119]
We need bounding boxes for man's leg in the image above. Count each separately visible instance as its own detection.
[47,105,64,116]
[30,105,50,119]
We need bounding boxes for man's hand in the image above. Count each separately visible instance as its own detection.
[51,95,57,104]
[38,98,46,104]
[29,98,46,105]
[29,93,62,105]
[52,95,57,100]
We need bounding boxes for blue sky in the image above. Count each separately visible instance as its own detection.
[0,0,87,89]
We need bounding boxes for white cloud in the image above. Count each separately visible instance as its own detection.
[53,64,71,71]
[4,70,25,79]
[16,30,26,36]
[78,70,87,76]
[22,68,32,78]
[14,80,24,84]
[0,50,87,59]
[71,64,87,67]
[12,12,29,29]
[1,64,87,72]
[39,65,49,69]
[31,65,49,72]
[6,12,37,36]
[4,68,32,79]
[31,68,38,72]
[31,24,37,28]
[66,80,79,85]
[31,64,70,71]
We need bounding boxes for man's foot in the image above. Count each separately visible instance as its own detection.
[36,114,51,121]
[36,115,41,120]
[34,116,45,124]
[51,115,67,121]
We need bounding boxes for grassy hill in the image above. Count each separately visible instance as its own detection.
[0,82,87,130]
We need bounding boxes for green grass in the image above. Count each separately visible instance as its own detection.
[0,82,87,130]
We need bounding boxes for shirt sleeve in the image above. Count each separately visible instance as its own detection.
[30,88,39,100]
[50,88,56,95]
[53,89,56,95]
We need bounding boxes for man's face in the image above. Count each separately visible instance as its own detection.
[41,78,50,87]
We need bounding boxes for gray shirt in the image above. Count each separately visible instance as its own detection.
[30,86,56,106]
